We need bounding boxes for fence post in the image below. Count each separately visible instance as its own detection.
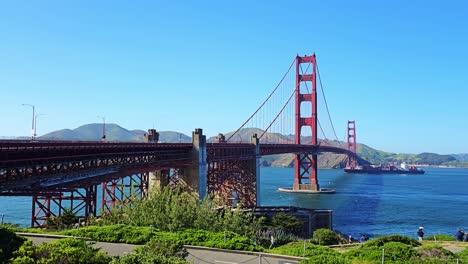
[1,214,4,225]
[224,231,226,244]
[381,248,385,264]
[303,240,306,257]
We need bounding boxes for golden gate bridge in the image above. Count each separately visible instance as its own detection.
[0,54,367,227]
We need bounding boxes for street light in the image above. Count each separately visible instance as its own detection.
[34,114,46,139]
[97,116,106,142]
[22,104,35,141]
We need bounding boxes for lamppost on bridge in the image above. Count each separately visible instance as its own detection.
[22,104,35,141]
[34,114,46,139]
[97,116,106,142]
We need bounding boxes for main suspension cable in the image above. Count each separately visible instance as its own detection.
[226,57,296,142]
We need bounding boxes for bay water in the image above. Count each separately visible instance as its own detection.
[1,167,467,239]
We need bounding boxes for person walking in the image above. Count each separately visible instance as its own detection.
[417,227,424,241]
[269,235,276,249]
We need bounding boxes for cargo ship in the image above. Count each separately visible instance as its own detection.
[344,162,425,175]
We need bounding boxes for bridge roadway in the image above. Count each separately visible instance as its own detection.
[0,140,359,194]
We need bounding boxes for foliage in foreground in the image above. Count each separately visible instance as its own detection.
[272,234,462,264]
[111,236,188,264]
[0,227,26,263]
[312,228,339,245]
[61,224,260,251]
[96,187,262,238]
[60,224,152,244]
[9,238,111,264]
[423,234,456,241]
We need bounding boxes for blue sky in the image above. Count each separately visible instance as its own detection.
[0,1,467,154]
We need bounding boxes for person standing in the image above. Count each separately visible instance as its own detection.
[417,227,424,241]
[456,229,464,241]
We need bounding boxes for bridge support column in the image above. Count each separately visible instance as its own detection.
[178,128,207,199]
[149,170,169,190]
[251,134,261,206]
[31,186,98,228]
[101,173,149,215]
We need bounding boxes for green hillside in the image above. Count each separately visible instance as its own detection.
[40,123,191,143]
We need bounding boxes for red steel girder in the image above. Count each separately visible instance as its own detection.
[101,173,149,215]
[31,186,97,228]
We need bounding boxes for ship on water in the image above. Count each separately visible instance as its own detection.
[345,162,425,175]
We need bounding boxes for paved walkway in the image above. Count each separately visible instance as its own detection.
[19,233,303,264]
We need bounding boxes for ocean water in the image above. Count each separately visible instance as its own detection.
[260,167,468,238]
[1,167,467,239]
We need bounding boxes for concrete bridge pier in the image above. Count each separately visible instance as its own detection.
[251,134,261,207]
[178,128,207,199]
[149,170,169,190]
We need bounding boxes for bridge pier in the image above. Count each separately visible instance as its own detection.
[177,128,207,199]
[101,173,149,215]
[31,186,98,228]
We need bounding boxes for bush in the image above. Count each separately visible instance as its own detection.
[60,224,152,244]
[456,247,468,263]
[301,254,351,264]
[271,212,303,235]
[255,229,298,248]
[363,234,421,248]
[46,208,79,230]
[417,244,454,261]
[381,242,416,262]
[99,187,262,237]
[269,241,339,258]
[312,228,338,245]
[61,225,260,251]
[0,227,26,263]
[423,234,456,241]
[9,238,111,264]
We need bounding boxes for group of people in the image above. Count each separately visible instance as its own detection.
[455,229,468,242]
[417,226,468,242]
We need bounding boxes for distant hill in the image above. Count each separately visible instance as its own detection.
[451,153,468,162]
[39,123,191,143]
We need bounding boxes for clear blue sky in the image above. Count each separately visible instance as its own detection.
[1,1,467,154]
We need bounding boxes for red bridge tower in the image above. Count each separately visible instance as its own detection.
[294,54,319,191]
[347,120,357,168]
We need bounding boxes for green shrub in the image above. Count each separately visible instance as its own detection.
[145,236,188,258]
[99,187,262,237]
[416,244,454,261]
[300,254,351,264]
[60,224,152,244]
[46,208,79,230]
[0,227,26,263]
[269,241,339,257]
[363,234,421,248]
[61,225,259,251]
[456,247,468,263]
[380,242,416,262]
[312,228,338,245]
[423,234,456,241]
[9,238,111,264]
[271,212,303,235]
[111,253,187,264]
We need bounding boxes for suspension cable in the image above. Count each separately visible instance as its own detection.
[259,89,295,140]
[226,57,296,142]
[317,63,344,148]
